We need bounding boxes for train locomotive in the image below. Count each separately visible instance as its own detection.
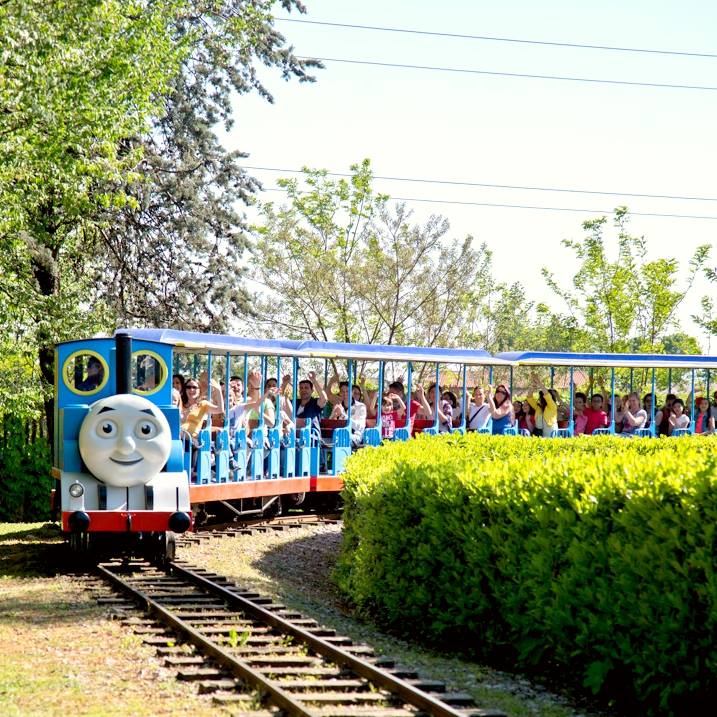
[55,332,191,560]
[54,328,350,559]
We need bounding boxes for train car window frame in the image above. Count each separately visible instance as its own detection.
[62,350,110,397]
[131,349,168,397]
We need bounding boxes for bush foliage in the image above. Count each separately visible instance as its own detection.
[336,434,717,714]
[0,418,52,522]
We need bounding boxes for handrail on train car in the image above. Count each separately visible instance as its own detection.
[104,330,717,441]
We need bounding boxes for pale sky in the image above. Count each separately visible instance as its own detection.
[225,0,717,349]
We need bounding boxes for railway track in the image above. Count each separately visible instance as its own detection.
[95,559,505,717]
[182,513,343,544]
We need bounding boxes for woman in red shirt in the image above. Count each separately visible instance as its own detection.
[694,397,715,435]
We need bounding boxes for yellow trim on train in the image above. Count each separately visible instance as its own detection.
[131,349,168,397]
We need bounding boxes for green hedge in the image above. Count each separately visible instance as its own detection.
[0,417,52,522]
[336,434,717,714]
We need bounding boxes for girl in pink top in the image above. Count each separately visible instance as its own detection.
[380,393,406,439]
[572,392,589,435]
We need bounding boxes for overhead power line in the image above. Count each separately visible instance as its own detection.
[297,56,717,92]
[260,188,717,221]
[279,18,717,60]
[244,166,717,203]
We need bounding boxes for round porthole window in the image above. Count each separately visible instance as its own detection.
[131,350,167,396]
[62,351,109,397]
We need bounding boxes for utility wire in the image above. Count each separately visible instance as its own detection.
[297,56,717,92]
[260,188,717,221]
[279,18,717,60]
[244,165,717,203]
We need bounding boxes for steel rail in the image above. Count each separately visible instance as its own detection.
[170,560,468,717]
[191,512,343,535]
[97,564,317,717]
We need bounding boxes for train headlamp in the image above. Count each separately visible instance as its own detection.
[69,482,85,498]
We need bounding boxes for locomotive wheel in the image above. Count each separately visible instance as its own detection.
[141,531,176,564]
[164,532,176,562]
[67,531,102,568]
[68,531,89,554]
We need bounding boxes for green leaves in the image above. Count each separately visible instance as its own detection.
[1,1,319,424]
[693,253,717,343]
[338,435,717,714]
[252,159,498,349]
[542,209,709,354]
[0,1,194,413]
[1,0,190,235]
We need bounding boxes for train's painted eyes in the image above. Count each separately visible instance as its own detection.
[135,420,158,439]
[96,420,117,438]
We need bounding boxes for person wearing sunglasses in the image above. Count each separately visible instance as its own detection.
[180,381,207,438]
[181,376,224,429]
[181,381,200,416]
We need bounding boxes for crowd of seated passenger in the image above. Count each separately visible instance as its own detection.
[172,367,717,449]
[442,375,716,438]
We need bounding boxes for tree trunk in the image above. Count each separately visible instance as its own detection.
[39,346,55,456]
[33,253,59,455]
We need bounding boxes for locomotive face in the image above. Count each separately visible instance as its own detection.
[78,394,171,488]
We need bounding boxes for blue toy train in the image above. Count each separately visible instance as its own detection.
[53,328,717,558]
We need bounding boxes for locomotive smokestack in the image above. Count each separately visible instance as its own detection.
[115,332,132,394]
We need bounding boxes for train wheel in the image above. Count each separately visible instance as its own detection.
[284,492,306,508]
[68,531,89,554]
[67,531,100,568]
[141,531,175,565]
[164,532,176,562]
[193,504,208,526]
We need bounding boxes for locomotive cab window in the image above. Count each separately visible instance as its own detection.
[132,351,167,396]
[62,351,109,396]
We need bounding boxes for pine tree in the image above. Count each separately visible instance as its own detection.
[92,1,321,330]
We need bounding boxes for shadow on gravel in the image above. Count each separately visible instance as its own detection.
[0,524,66,578]
[252,527,349,610]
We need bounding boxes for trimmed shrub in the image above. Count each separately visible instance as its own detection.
[0,417,53,522]
[336,434,717,714]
